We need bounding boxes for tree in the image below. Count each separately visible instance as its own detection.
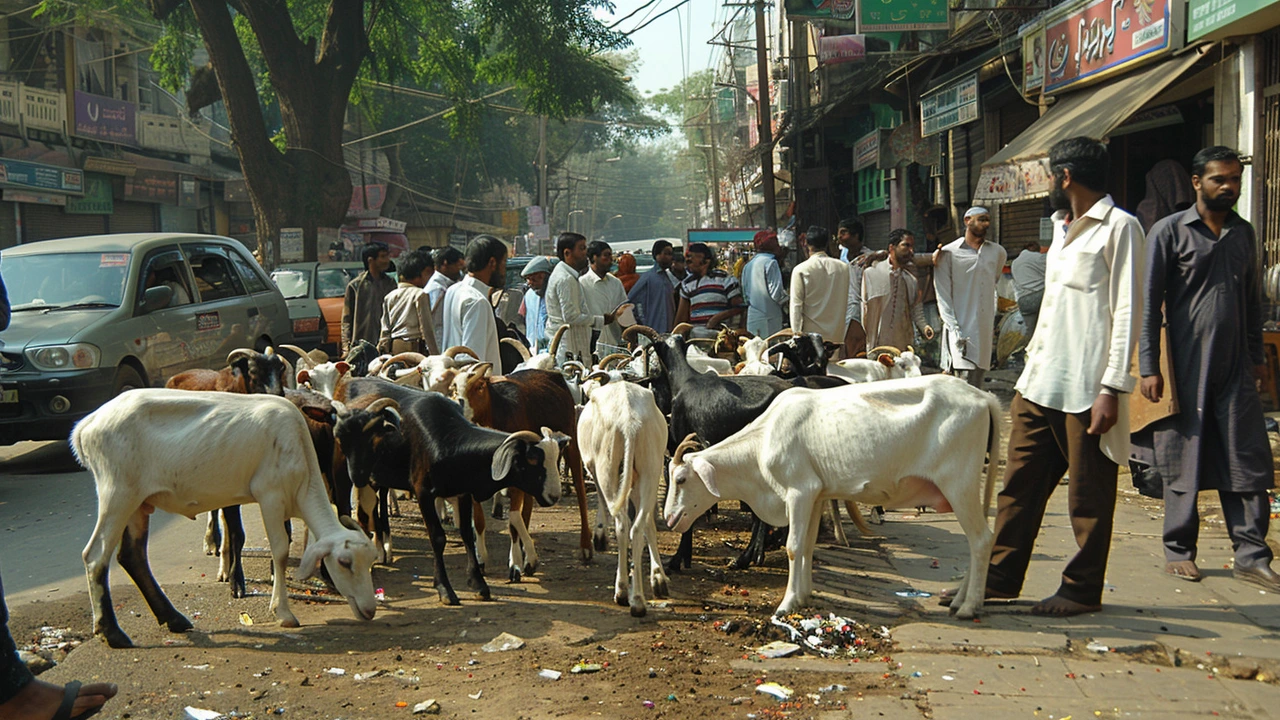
[41,0,634,262]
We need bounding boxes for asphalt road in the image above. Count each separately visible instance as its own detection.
[0,440,271,607]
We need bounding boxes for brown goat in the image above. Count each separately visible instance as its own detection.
[166,348,287,396]
[453,364,593,581]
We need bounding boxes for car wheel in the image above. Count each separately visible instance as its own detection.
[114,365,145,396]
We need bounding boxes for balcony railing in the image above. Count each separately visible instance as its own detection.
[21,85,64,132]
[138,111,211,156]
[0,82,17,125]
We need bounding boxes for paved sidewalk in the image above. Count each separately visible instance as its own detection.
[811,483,1280,719]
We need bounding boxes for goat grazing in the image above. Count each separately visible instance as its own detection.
[665,375,1001,619]
[577,379,670,616]
[71,389,378,648]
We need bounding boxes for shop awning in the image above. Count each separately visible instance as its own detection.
[974,47,1208,204]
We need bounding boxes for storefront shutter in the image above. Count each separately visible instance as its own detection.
[862,209,893,251]
[22,204,107,242]
[998,199,1048,252]
[108,202,158,233]
[1262,29,1280,268]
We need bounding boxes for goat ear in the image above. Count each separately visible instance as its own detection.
[300,405,333,425]
[381,406,401,429]
[823,342,841,358]
[296,538,332,581]
[336,361,350,375]
[690,457,720,498]
[491,434,521,480]
[297,369,311,385]
[877,353,894,368]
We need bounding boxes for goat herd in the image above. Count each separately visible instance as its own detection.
[67,322,1003,650]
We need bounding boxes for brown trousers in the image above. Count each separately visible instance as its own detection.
[987,392,1117,606]
[390,338,426,355]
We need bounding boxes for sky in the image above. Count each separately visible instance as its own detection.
[600,0,725,98]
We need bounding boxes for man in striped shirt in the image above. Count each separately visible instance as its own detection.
[674,242,744,329]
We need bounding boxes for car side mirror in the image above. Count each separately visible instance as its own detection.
[140,285,173,313]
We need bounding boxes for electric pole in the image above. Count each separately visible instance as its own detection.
[754,0,778,229]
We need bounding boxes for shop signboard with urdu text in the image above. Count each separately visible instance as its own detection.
[818,34,867,65]
[1042,0,1174,94]
[784,0,855,18]
[858,0,948,33]
[920,73,979,137]
[0,158,83,194]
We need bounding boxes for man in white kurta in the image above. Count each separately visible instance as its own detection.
[546,233,625,365]
[935,207,1007,388]
[580,241,630,354]
[789,226,850,345]
[441,237,507,367]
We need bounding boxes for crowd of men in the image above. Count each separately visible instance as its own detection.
[329,136,1278,621]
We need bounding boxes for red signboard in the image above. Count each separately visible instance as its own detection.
[1043,0,1172,93]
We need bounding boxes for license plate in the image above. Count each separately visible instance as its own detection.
[0,388,17,404]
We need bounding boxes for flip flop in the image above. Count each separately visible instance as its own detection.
[54,681,105,720]
[1165,561,1202,582]
[937,586,1018,607]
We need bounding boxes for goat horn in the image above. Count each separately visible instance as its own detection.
[508,430,542,444]
[764,329,794,344]
[906,345,915,354]
[672,433,701,465]
[278,345,315,370]
[561,361,586,380]
[597,353,630,370]
[380,352,428,374]
[500,337,532,361]
[867,345,902,358]
[622,325,660,345]
[364,397,400,417]
[546,323,571,359]
[585,370,611,385]
[443,345,479,360]
[472,362,493,379]
[686,338,717,346]
[226,348,255,365]
[393,367,424,386]
[670,322,694,338]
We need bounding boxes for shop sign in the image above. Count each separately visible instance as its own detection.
[1043,0,1173,94]
[279,228,305,263]
[0,158,83,194]
[66,174,114,215]
[973,158,1053,203]
[921,73,979,137]
[526,205,545,226]
[355,216,407,233]
[2,189,66,205]
[1021,21,1046,94]
[179,175,199,208]
[818,34,866,65]
[853,129,886,171]
[784,0,855,19]
[124,169,178,204]
[1188,0,1279,39]
[73,91,137,146]
[857,0,948,33]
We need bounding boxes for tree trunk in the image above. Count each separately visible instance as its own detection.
[185,0,364,265]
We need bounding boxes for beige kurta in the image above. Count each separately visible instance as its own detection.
[789,251,850,343]
[862,260,928,352]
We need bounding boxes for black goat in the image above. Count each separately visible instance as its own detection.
[333,380,569,605]
[767,332,841,379]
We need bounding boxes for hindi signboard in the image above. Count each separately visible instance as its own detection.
[73,91,138,146]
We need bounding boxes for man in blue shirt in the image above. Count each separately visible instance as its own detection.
[627,239,676,334]
[519,256,554,352]
[741,230,788,337]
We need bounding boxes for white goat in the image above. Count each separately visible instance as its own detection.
[735,336,774,376]
[512,324,572,371]
[664,375,1001,620]
[71,389,379,648]
[828,350,924,384]
[577,380,670,616]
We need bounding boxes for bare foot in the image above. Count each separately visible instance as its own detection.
[1030,594,1101,617]
[0,678,118,720]
[937,586,1018,607]
[1165,560,1202,582]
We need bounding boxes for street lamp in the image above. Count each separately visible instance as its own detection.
[567,209,584,234]
[603,214,623,234]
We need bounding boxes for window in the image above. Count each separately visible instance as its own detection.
[856,168,888,215]
[139,247,193,310]
[184,244,246,302]
[316,267,358,299]
[228,249,270,294]
[3,252,129,310]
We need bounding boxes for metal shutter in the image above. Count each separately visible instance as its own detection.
[108,202,158,233]
[862,209,894,251]
[998,199,1048,252]
[1262,29,1280,268]
[22,204,107,242]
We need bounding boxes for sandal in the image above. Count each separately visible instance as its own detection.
[55,680,115,720]
[1165,561,1202,582]
[936,586,1018,607]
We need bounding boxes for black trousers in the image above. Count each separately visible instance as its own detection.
[1,569,35,703]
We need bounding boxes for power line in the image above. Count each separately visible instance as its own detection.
[621,0,692,36]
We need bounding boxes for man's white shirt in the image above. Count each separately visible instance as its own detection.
[442,275,501,367]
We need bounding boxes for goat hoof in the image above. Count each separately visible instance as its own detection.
[953,607,976,621]
[580,547,593,563]
[164,614,194,633]
[652,577,669,599]
[524,561,537,577]
[100,629,134,649]
[615,592,629,607]
[593,530,608,553]
[630,604,647,618]
[664,558,683,575]
[476,587,492,601]
[508,567,522,583]
[280,618,301,629]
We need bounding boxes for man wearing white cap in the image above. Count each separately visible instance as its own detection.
[518,255,554,352]
[935,207,1007,388]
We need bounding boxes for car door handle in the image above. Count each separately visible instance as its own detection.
[247,307,260,318]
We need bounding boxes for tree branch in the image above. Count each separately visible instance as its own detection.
[144,0,185,20]
[238,0,311,96]
[187,0,278,164]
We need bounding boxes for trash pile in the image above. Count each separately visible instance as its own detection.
[767,613,893,659]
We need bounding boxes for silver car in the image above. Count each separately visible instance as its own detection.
[0,233,293,444]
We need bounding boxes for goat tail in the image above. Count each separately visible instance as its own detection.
[609,432,636,518]
[982,393,1003,518]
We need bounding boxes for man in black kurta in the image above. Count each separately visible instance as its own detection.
[1139,146,1278,591]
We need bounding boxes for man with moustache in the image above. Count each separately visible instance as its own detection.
[1137,147,1279,590]
[951,137,1144,617]
[546,232,628,364]
[936,207,1007,388]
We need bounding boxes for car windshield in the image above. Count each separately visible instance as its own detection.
[2,251,129,310]
[271,268,311,299]
[316,267,357,298]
